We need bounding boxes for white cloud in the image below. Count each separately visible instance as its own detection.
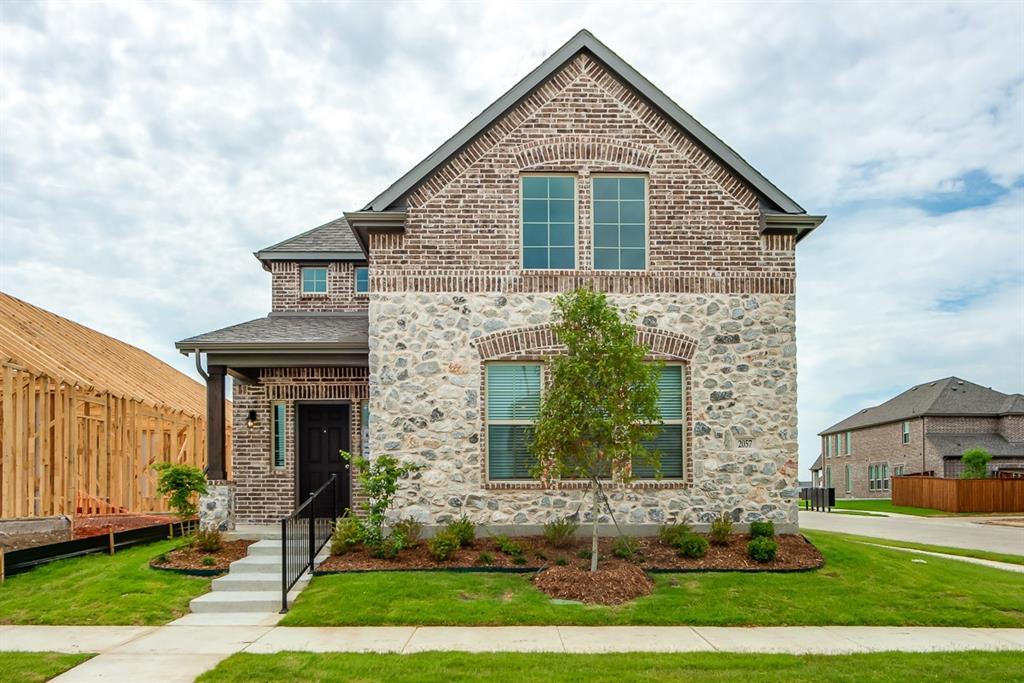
[1,1,1021,479]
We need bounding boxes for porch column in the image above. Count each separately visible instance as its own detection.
[206,364,227,480]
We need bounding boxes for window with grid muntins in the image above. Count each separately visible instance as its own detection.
[521,176,575,269]
[355,267,369,293]
[301,267,327,293]
[486,364,541,479]
[633,364,685,479]
[272,403,286,467]
[593,176,646,270]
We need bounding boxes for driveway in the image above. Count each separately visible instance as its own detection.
[799,511,1024,555]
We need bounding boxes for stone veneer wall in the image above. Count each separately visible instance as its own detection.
[232,368,368,524]
[369,292,799,530]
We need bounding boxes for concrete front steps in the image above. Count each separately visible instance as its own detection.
[189,538,309,614]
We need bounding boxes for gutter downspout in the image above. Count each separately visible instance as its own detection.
[193,347,209,381]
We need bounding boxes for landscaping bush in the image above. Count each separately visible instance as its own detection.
[542,517,579,548]
[370,534,406,560]
[476,551,494,565]
[658,521,692,548]
[960,448,992,479]
[494,535,524,557]
[677,534,709,559]
[193,529,223,553]
[331,514,364,556]
[201,556,216,567]
[341,450,423,557]
[749,521,775,539]
[747,536,778,563]
[555,557,569,566]
[428,531,461,561]
[392,518,423,546]
[446,515,476,547]
[153,462,207,518]
[612,535,641,560]
[709,513,734,546]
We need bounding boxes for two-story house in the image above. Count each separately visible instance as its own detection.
[177,30,824,533]
[812,377,1024,498]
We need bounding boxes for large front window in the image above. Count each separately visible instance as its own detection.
[593,176,646,270]
[521,176,575,270]
[486,363,541,480]
[634,364,684,478]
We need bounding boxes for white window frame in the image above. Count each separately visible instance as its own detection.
[902,421,911,444]
[300,266,329,295]
[845,464,852,493]
[591,173,649,271]
[882,463,890,491]
[519,174,578,271]
[845,431,853,456]
[637,362,686,481]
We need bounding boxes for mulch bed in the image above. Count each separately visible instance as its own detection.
[73,514,184,539]
[533,562,653,605]
[149,539,254,572]
[317,533,823,573]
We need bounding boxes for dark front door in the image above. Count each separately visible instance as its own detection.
[297,403,350,514]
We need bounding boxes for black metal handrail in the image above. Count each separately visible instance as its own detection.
[280,474,338,612]
[801,487,835,511]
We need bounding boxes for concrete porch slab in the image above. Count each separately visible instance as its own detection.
[50,653,225,683]
[246,626,416,653]
[557,626,712,652]
[403,626,563,653]
[0,625,155,653]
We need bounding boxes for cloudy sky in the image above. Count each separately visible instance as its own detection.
[1,1,1021,477]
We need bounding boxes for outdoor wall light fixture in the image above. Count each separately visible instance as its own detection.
[246,410,257,428]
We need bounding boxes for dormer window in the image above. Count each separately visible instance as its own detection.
[301,267,328,294]
[355,267,369,294]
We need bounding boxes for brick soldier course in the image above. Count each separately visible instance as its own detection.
[178,30,826,532]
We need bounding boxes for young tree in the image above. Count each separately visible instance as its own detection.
[960,447,992,479]
[530,288,663,572]
[153,462,208,518]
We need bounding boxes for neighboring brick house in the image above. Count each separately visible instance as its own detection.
[811,377,1024,498]
[177,30,824,532]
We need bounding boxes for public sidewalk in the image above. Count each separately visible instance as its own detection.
[2,620,1023,682]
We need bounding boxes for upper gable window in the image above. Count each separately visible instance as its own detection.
[301,267,328,294]
[521,176,576,270]
[354,267,369,294]
[593,176,646,270]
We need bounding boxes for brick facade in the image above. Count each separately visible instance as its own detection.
[269,261,368,313]
[231,367,368,523]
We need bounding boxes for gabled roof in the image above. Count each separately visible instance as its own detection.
[362,29,808,216]
[1,292,210,416]
[928,433,1024,458]
[255,217,364,263]
[175,312,368,352]
[821,377,1024,435]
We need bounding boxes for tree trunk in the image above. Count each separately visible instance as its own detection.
[590,479,599,573]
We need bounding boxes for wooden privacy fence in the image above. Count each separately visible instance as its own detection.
[892,475,1024,513]
[0,363,228,518]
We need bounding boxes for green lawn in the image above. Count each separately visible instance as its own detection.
[0,652,92,683]
[0,540,211,625]
[832,499,965,517]
[829,531,1024,567]
[281,530,1024,627]
[197,651,1024,683]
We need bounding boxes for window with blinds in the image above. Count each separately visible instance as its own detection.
[272,403,286,468]
[634,364,684,479]
[486,364,541,480]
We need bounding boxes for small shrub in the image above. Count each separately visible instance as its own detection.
[749,521,775,539]
[193,529,223,553]
[709,513,734,546]
[542,517,579,548]
[658,522,692,548]
[476,551,494,565]
[555,557,569,566]
[534,550,548,561]
[201,556,216,567]
[428,530,461,561]
[576,548,603,561]
[446,515,476,547]
[512,555,527,565]
[960,447,992,479]
[331,514,363,556]
[156,553,169,564]
[612,535,641,560]
[370,532,406,560]
[747,536,778,563]
[494,535,523,557]
[677,534,709,559]
[153,462,207,518]
[392,518,423,546]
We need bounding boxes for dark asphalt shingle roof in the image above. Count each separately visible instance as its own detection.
[257,217,362,256]
[821,377,1024,434]
[176,313,368,349]
[809,455,823,472]
[929,433,1024,458]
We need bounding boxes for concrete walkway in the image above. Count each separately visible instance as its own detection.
[800,510,1024,554]
[1,623,1022,682]
[862,543,1024,573]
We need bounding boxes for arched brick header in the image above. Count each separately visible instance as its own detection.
[473,323,696,361]
[514,136,656,171]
